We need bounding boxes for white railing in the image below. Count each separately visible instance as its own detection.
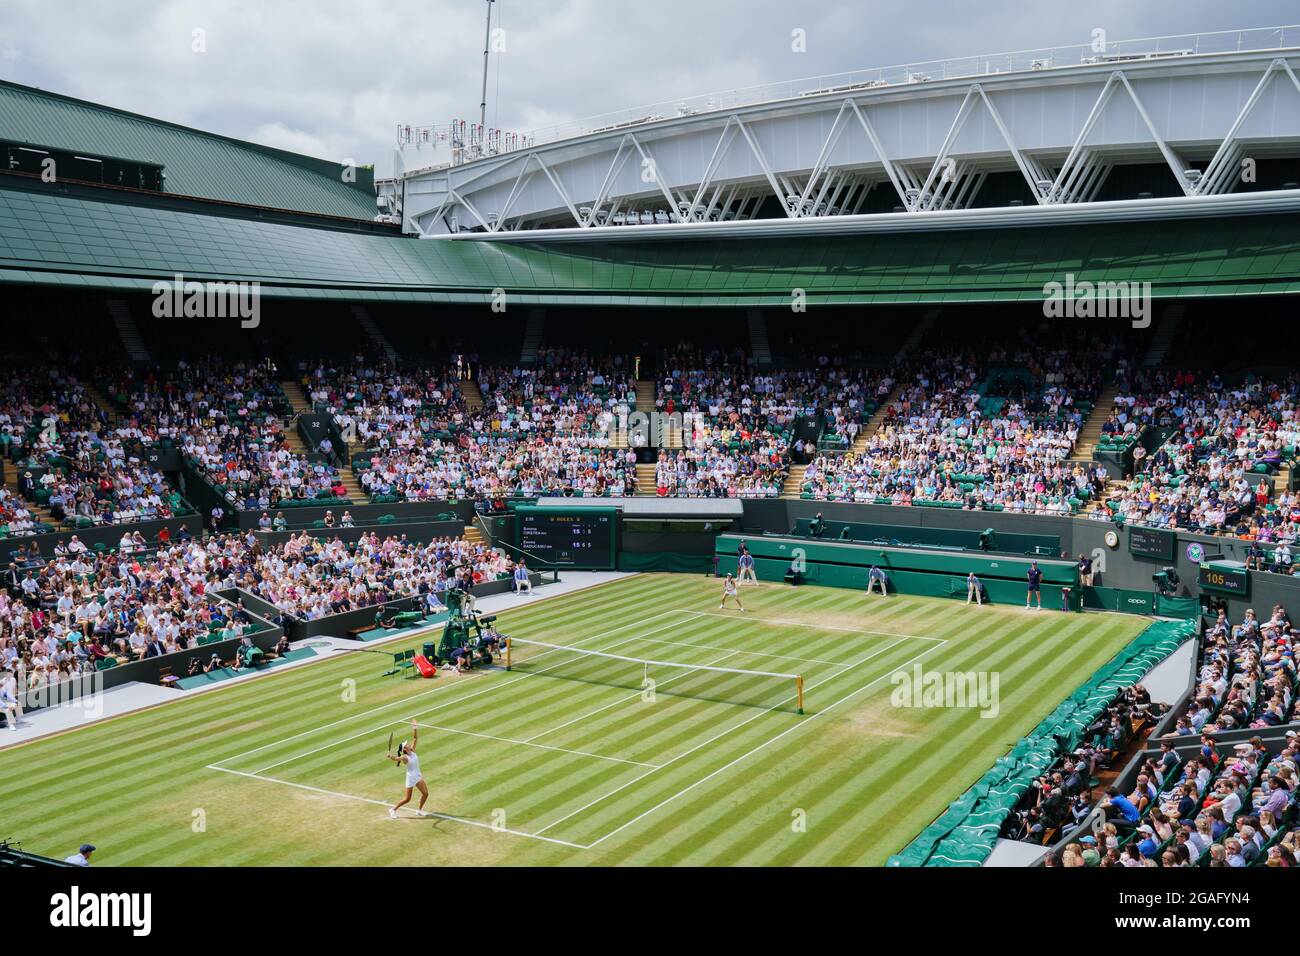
[435,25,1299,164]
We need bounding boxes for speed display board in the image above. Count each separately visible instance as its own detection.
[1198,561,1250,596]
[514,506,618,570]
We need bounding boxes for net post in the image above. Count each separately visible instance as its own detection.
[797,675,804,715]
[505,637,512,671]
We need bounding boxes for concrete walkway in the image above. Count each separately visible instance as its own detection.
[0,571,633,748]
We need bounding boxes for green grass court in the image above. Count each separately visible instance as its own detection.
[0,575,1149,865]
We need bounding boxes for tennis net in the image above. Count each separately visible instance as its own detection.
[504,637,804,714]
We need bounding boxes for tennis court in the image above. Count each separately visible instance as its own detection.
[208,605,943,848]
[0,574,1149,864]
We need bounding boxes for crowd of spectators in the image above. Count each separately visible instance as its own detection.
[1160,605,1299,736]
[1052,735,1300,867]
[1007,684,1157,844]
[8,351,1300,548]
[330,350,641,500]
[652,347,885,498]
[303,358,469,455]
[0,525,511,698]
[0,489,40,537]
[1025,605,1300,867]
[238,531,510,620]
[1102,371,1300,536]
[114,359,349,510]
[1,369,192,530]
[0,530,257,692]
[800,349,1107,513]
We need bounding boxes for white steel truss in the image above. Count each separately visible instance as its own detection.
[408,53,1300,235]
[1195,58,1300,195]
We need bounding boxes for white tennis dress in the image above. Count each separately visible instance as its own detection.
[403,750,423,788]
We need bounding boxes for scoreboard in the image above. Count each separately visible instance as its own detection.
[514,506,619,570]
[1128,525,1175,561]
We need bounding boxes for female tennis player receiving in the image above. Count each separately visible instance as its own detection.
[387,720,429,818]
[719,573,747,611]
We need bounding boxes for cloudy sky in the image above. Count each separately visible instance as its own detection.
[1,1,1295,176]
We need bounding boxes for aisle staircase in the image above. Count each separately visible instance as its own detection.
[463,520,487,548]
[781,463,810,498]
[352,305,399,363]
[520,309,545,364]
[85,382,119,421]
[2,466,58,529]
[1069,384,1120,462]
[282,423,311,457]
[1142,303,1185,368]
[853,383,904,452]
[107,298,151,363]
[893,308,939,364]
[279,380,311,415]
[1274,463,1293,496]
[777,384,904,499]
[279,379,366,505]
[634,379,655,414]
[747,310,772,366]
[635,462,658,496]
[461,379,485,412]
[615,378,657,456]
[335,465,366,504]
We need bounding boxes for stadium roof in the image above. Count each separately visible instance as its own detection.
[1,180,1298,305]
[0,79,376,221]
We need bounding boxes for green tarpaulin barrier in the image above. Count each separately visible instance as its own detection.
[715,534,1080,608]
[1154,594,1200,619]
[619,551,711,574]
[886,617,1196,867]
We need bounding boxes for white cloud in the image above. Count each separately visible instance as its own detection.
[1,0,1294,178]
[246,122,336,160]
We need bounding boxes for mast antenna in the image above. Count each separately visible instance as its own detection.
[479,0,495,157]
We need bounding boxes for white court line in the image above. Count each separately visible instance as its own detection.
[206,765,586,849]
[520,647,743,744]
[531,634,927,837]
[683,610,947,642]
[629,634,849,669]
[582,636,951,847]
[411,720,658,768]
[244,611,697,775]
[210,607,691,771]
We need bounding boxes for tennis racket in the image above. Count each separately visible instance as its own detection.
[386,731,394,759]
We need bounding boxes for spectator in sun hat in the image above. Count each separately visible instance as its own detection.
[1078,835,1101,866]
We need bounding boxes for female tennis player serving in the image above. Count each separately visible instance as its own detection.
[719,573,746,611]
[387,720,429,818]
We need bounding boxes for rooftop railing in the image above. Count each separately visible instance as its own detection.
[445,25,1299,163]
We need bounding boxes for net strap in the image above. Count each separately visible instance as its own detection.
[507,638,799,681]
